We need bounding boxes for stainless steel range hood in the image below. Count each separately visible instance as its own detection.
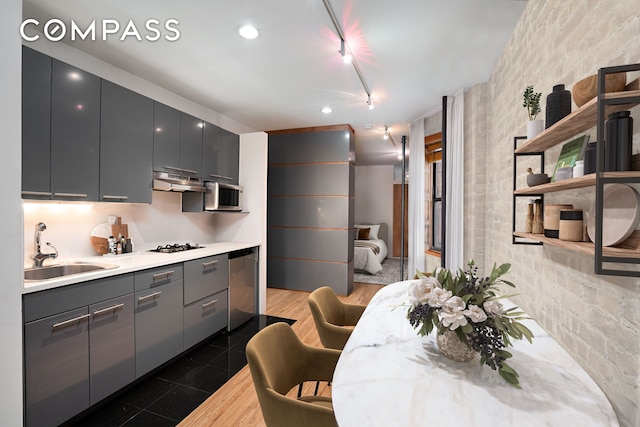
[152,171,206,192]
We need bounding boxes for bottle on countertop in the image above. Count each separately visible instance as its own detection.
[119,234,126,254]
[124,238,133,254]
[108,235,117,255]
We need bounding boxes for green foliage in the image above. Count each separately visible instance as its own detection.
[523,85,542,121]
[409,260,534,387]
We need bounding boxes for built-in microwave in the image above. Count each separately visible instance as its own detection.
[204,182,243,211]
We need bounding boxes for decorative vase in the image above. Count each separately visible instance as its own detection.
[436,330,475,362]
[545,84,572,129]
[605,111,633,171]
[527,119,544,140]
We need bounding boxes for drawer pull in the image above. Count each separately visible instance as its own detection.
[138,291,162,303]
[52,313,90,330]
[209,173,233,181]
[152,270,174,282]
[202,260,218,270]
[22,191,52,197]
[93,303,125,317]
[102,195,129,201]
[181,168,198,175]
[164,166,182,172]
[202,299,218,309]
[53,192,88,198]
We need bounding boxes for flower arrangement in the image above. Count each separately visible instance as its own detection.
[407,261,533,387]
[523,85,542,121]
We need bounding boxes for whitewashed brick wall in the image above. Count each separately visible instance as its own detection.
[464,1,640,425]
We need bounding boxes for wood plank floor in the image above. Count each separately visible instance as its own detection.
[178,282,383,427]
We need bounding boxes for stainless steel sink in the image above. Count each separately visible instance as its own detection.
[24,262,119,282]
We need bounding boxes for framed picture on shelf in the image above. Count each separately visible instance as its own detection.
[551,134,590,181]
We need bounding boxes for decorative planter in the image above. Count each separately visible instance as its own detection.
[545,84,571,129]
[436,330,475,362]
[527,119,544,140]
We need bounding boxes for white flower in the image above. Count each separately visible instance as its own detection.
[463,304,488,323]
[408,277,440,306]
[440,296,468,330]
[428,287,452,308]
[483,299,504,316]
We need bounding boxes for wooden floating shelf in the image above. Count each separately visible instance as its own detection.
[513,231,640,259]
[515,89,640,154]
[514,172,640,195]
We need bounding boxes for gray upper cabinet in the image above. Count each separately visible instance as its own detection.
[153,102,181,173]
[204,126,239,184]
[22,47,51,199]
[153,104,203,179]
[100,80,154,203]
[218,129,240,185]
[22,49,101,202]
[50,59,101,201]
[180,113,203,178]
[202,121,221,181]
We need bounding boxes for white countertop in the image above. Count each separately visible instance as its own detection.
[23,241,260,294]
[332,280,619,427]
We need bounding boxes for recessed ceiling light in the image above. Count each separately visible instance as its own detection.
[238,25,259,39]
[321,107,332,114]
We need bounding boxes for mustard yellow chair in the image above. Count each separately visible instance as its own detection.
[246,322,341,427]
[308,286,366,350]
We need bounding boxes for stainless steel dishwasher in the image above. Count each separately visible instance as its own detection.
[228,247,257,331]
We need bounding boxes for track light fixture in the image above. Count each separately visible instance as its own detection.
[383,126,389,140]
[323,0,373,110]
[339,39,352,64]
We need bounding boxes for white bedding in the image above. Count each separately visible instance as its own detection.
[353,239,388,274]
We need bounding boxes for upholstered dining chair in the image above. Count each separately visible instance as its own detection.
[308,286,366,350]
[246,322,341,427]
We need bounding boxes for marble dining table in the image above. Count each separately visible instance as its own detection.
[332,280,619,427]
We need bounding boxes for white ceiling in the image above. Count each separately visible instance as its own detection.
[22,0,527,165]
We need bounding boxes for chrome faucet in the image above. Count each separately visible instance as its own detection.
[32,222,58,267]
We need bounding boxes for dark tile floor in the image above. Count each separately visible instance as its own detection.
[64,315,296,427]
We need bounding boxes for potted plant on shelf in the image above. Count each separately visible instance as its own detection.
[523,85,543,139]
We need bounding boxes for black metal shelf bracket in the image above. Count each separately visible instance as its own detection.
[512,135,544,245]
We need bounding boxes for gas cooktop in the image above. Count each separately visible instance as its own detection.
[149,243,206,253]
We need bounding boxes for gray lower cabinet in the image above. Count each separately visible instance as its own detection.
[24,307,90,427]
[23,274,135,427]
[183,255,229,349]
[184,254,229,305]
[184,289,228,350]
[100,80,154,203]
[134,265,184,378]
[89,294,135,404]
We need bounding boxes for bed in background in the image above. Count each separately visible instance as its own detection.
[354,223,388,274]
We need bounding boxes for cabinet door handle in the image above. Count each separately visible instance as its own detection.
[182,168,198,175]
[138,291,162,304]
[52,313,91,330]
[202,260,218,270]
[102,195,129,201]
[22,191,52,197]
[209,174,233,181]
[164,166,182,172]
[152,270,174,282]
[54,192,88,198]
[202,299,218,309]
[93,303,125,317]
